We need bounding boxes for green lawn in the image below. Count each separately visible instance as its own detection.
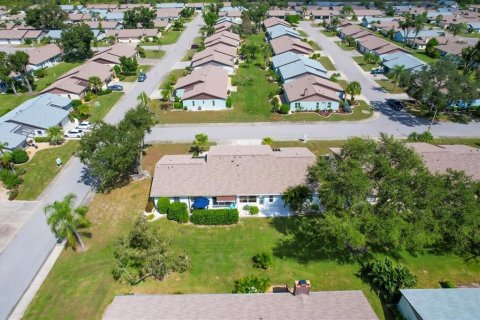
[458,32,480,38]
[375,79,404,94]
[24,163,480,320]
[0,94,32,117]
[297,29,308,37]
[142,30,182,46]
[143,50,166,59]
[159,69,187,89]
[337,79,349,90]
[182,49,196,61]
[335,41,355,51]
[352,56,377,72]
[321,30,337,37]
[16,141,79,200]
[122,65,152,82]
[282,100,373,122]
[34,62,82,92]
[318,56,336,70]
[308,40,322,50]
[88,92,124,122]
[411,50,439,64]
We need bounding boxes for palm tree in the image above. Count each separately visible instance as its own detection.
[0,142,15,172]
[46,126,64,145]
[388,64,405,91]
[329,16,340,31]
[345,81,362,104]
[262,137,273,145]
[44,193,91,249]
[261,44,271,67]
[192,133,209,156]
[450,23,467,37]
[88,76,102,94]
[461,42,480,74]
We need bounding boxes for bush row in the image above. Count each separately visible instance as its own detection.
[167,202,189,223]
[190,209,239,225]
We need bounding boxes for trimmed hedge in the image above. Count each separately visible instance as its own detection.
[167,202,189,223]
[34,137,49,143]
[190,209,239,225]
[156,197,170,214]
[11,149,29,164]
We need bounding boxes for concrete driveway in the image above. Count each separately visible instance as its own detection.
[0,201,40,253]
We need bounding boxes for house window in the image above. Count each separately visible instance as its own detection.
[269,195,274,203]
[316,102,319,108]
[192,101,195,106]
[213,100,215,106]
[327,102,332,108]
[239,196,257,203]
[295,102,301,109]
[173,197,180,202]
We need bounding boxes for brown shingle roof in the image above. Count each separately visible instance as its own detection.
[106,29,159,39]
[28,44,62,65]
[212,30,240,41]
[150,145,316,197]
[270,35,313,55]
[83,21,120,29]
[284,74,343,102]
[155,8,182,18]
[204,35,239,48]
[175,66,228,101]
[104,291,378,320]
[92,43,137,64]
[263,17,291,28]
[0,29,27,39]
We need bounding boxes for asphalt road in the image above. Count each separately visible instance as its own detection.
[144,22,480,143]
[0,14,203,320]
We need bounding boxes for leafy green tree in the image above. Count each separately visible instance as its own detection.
[119,56,138,73]
[60,24,94,62]
[112,215,189,285]
[285,14,300,25]
[252,252,273,269]
[245,2,268,32]
[399,13,415,47]
[449,22,467,37]
[345,35,356,47]
[46,126,64,145]
[8,51,32,93]
[281,185,313,213]
[359,258,417,303]
[342,5,354,16]
[233,275,270,293]
[345,81,361,103]
[25,4,67,29]
[461,41,480,74]
[180,7,195,18]
[123,7,156,29]
[203,11,218,28]
[192,133,209,156]
[44,193,91,249]
[0,51,18,95]
[88,76,102,94]
[425,37,440,58]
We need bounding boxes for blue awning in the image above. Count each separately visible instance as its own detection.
[193,197,209,209]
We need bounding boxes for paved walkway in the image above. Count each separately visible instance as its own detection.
[1,14,204,320]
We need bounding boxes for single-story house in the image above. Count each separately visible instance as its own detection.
[154,20,171,30]
[398,288,480,320]
[468,22,480,32]
[101,12,124,22]
[104,290,377,320]
[27,44,63,71]
[42,61,112,100]
[106,29,160,43]
[267,9,297,19]
[83,20,121,30]
[68,12,91,23]
[406,143,480,181]
[353,9,383,20]
[155,2,184,9]
[436,39,476,56]
[204,34,239,48]
[270,35,313,55]
[308,8,341,20]
[46,29,105,42]
[357,35,407,56]
[283,74,344,112]
[0,94,72,149]
[338,24,372,41]
[375,21,402,35]
[155,8,182,20]
[274,53,328,83]
[0,29,43,45]
[266,24,302,40]
[185,3,204,10]
[191,45,237,74]
[90,42,137,66]
[381,52,427,73]
[214,21,234,33]
[263,17,290,29]
[60,5,83,12]
[86,4,116,10]
[393,29,445,45]
[149,145,317,216]
[211,30,240,42]
[174,66,229,111]
[216,17,242,26]
[361,17,396,29]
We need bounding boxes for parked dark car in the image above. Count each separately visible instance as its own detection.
[385,99,405,110]
[191,44,199,49]
[138,73,147,82]
[108,84,124,91]
[371,68,384,75]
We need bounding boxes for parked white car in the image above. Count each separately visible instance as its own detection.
[76,121,92,130]
[64,129,85,138]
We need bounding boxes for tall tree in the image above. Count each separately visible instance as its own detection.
[25,4,67,29]
[388,64,405,91]
[60,24,94,62]
[399,13,415,47]
[282,185,313,213]
[88,76,102,94]
[123,7,156,29]
[0,51,17,95]
[449,22,467,37]
[44,193,91,249]
[461,41,480,74]
[345,81,362,103]
[46,126,64,145]
[8,51,32,93]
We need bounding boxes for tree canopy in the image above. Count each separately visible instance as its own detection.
[123,7,156,29]
[25,4,67,30]
[60,24,94,62]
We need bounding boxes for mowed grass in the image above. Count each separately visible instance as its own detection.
[24,166,480,320]
[16,141,79,200]
[321,30,337,37]
[88,92,124,122]
[143,50,166,59]
[375,79,404,94]
[352,56,377,72]
[0,94,32,116]
[335,41,355,51]
[122,65,153,82]
[318,56,336,70]
[34,62,82,92]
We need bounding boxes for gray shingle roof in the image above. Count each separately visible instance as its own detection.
[104,291,378,320]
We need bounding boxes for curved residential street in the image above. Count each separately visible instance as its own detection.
[0,15,203,320]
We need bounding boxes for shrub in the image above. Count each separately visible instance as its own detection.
[0,170,23,190]
[310,203,320,211]
[252,252,272,269]
[98,89,112,96]
[156,197,171,214]
[84,92,96,102]
[173,101,183,109]
[34,137,49,143]
[11,149,29,164]
[233,275,270,293]
[34,68,48,78]
[190,209,239,225]
[279,104,290,114]
[118,75,126,81]
[167,202,189,223]
[407,131,433,143]
[71,99,82,108]
[226,96,232,108]
[249,206,259,215]
[440,280,456,288]
[146,213,155,220]
[113,65,121,75]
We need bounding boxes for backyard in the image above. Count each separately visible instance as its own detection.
[16,141,79,200]
[34,62,82,92]
[0,94,32,117]
[23,142,480,319]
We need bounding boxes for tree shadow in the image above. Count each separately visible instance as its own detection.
[78,166,98,187]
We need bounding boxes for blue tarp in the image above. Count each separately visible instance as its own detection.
[193,197,209,209]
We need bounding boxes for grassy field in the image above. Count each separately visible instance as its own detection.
[122,65,153,82]
[321,30,337,37]
[318,56,336,70]
[352,56,377,72]
[24,142,480,320]
[88,92,124,122]
[308,40,322,50]
[34,62,82,92]
[375,79,404,94]
[0,94,32,117]
[16,141,79,200]
[143,50,166,59]
[335,41,355,51]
